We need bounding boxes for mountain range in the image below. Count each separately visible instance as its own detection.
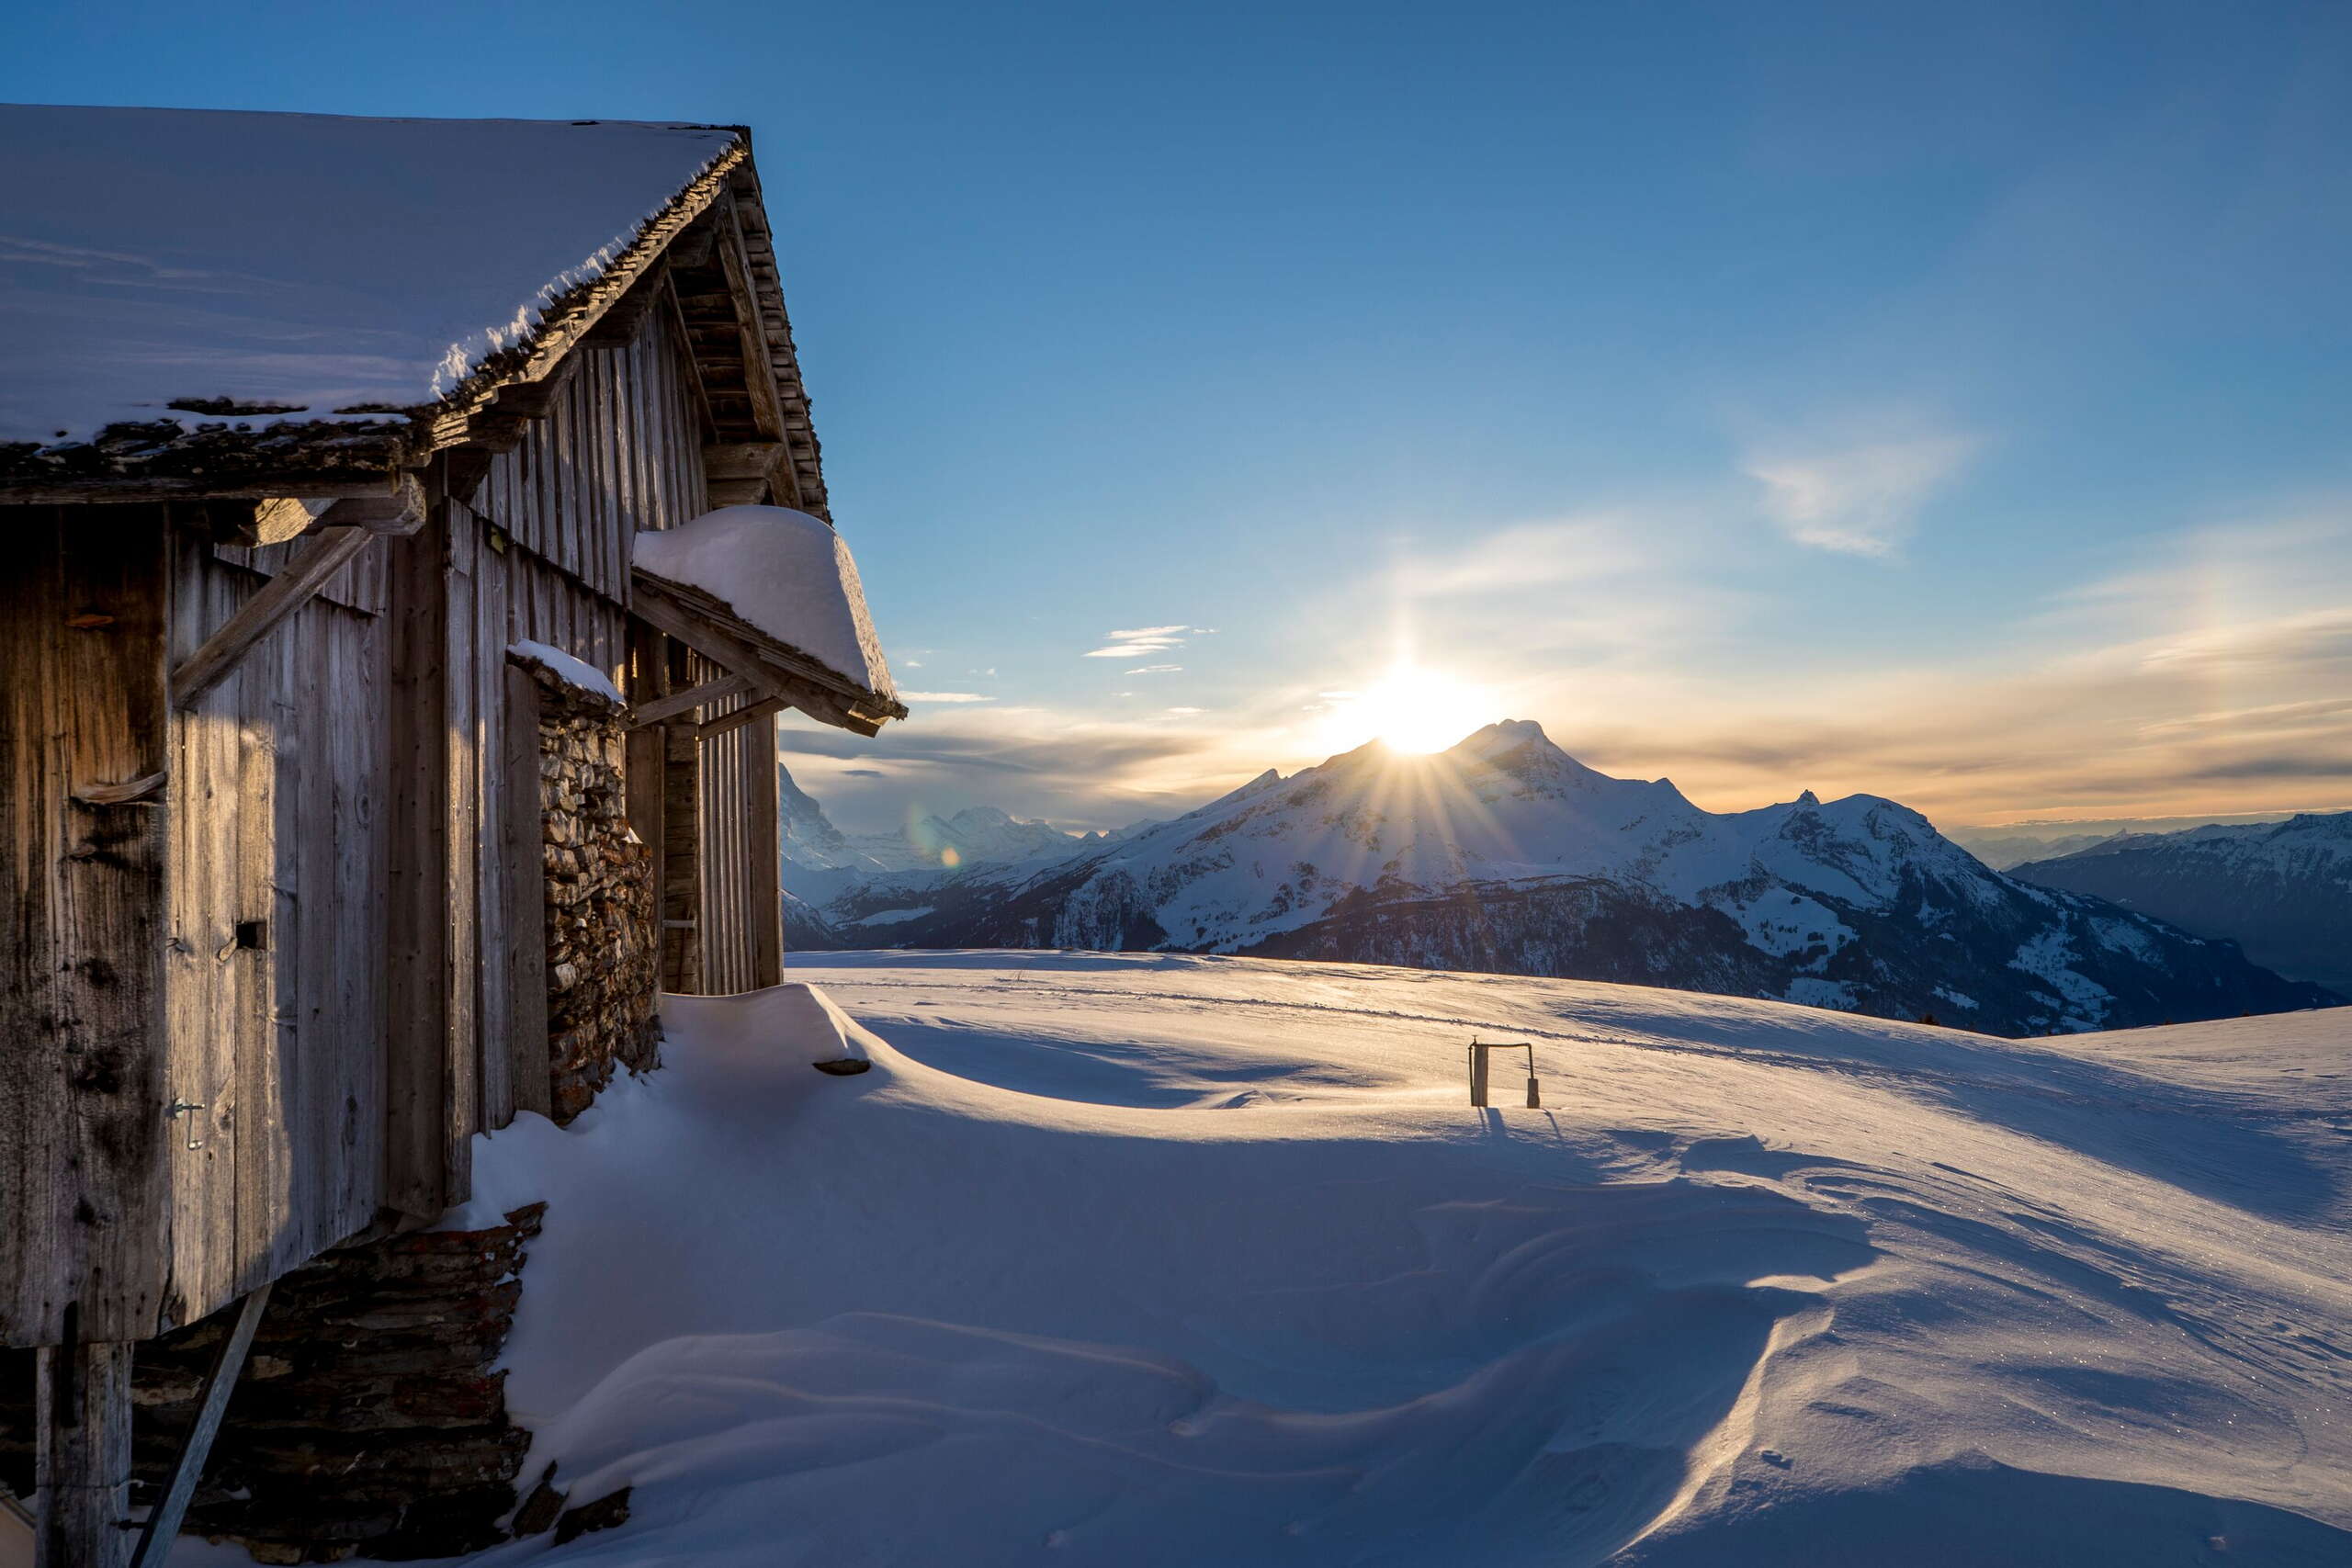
[782,722,2339,1037]
[2008,812,2352,996]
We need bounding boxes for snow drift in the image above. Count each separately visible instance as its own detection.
[411,952,2351,1565]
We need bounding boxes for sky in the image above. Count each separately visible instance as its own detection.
[9,0,2350,838]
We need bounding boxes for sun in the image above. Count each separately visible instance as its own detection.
[1321,665,1487,755]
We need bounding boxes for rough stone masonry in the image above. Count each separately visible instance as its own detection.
[526,654,662,1124]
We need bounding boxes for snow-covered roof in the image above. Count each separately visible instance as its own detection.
[0,105,805,495]
[633,505,903,732]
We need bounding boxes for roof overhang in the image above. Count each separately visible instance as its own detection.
[0,117,827,513]
[629,565,906,739]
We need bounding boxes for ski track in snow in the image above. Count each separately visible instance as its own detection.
[262,951,2352,1568]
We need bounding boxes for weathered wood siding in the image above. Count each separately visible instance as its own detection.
[1,507,174,1347]
[697,695,783,995]
[476,304,707,605]
[162,532,388,1330]
[4,290,788,1347]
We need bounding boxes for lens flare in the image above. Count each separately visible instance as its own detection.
[1320,666,1488,755]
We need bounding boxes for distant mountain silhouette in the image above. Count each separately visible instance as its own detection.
[786,724,2339,1036]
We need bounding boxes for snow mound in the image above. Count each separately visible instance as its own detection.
[633,506,896,699]
[437,953,2351,1565]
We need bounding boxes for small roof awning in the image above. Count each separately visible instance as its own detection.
[629,505,906,738]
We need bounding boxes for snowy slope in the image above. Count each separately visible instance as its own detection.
[813,723,2335,1035]
[414,953,2352,1565]
[2011,812,2352,996]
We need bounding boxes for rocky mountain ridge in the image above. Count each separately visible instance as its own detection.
[785,724,2338,1035]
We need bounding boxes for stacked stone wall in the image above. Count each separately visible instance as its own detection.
[2,1207,545,1562]
[526,662,661,1123]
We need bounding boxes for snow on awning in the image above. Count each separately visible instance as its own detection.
[631,506,906,738]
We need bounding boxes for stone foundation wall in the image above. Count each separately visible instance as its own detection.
[526,661,660,1123]
[2,1206,545,1562]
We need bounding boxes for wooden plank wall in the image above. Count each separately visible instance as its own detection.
[0,507,174,1347]
[6,297,754,1342]
[477,304,707,605]
[696,685,783,995]
[162,536,388,1328]
[211,536,388,616]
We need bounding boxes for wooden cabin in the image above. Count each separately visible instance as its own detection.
[0,106,903,1562]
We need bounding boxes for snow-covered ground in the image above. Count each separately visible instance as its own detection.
[440,952,2348,1564]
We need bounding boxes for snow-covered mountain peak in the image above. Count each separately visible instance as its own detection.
[797,754,2338,1036]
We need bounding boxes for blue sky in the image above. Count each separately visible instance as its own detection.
[12,1,2350,834]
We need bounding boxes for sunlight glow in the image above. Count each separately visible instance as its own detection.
[1320,665,1490,755]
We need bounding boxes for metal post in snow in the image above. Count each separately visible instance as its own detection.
[1468,1039,1540,1109]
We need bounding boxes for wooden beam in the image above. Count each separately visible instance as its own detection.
[696,694,786,740]
[34,1317,135,1568]
[658,273,719,441]
[628,672,753,728]
[128,1284,273,1568]
[319,473,426,536]
[696,692,880,741]
[700,442,791,509]
[168,526,374,710]
[713,198,791,449]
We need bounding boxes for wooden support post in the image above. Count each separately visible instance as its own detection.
[660,720,702,996]
[381,504,469,1222]
[129,1283,273,1568]
[1467,1041,1489,1109]
[34,1317,136,1568]
[503,665,553,1121]
[746,709,783,987]
[3,507,173,1348]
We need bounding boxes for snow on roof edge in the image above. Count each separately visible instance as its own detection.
[1,107,751,489]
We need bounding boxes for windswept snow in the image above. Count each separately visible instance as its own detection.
[0,107,739,442]
[413,953,2348,1565]
[633,506,896,699]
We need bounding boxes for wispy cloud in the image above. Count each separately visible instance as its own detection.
[1126,663,1182,674]
[901,691,994,704]
[1082,624,1213,660]
[1745,432,1978,557]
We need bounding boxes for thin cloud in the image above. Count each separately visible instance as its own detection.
[1082,625,1214,660]
[1127,664,1182,674]
[1746,433,1978,557]
[902,691,995,704]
